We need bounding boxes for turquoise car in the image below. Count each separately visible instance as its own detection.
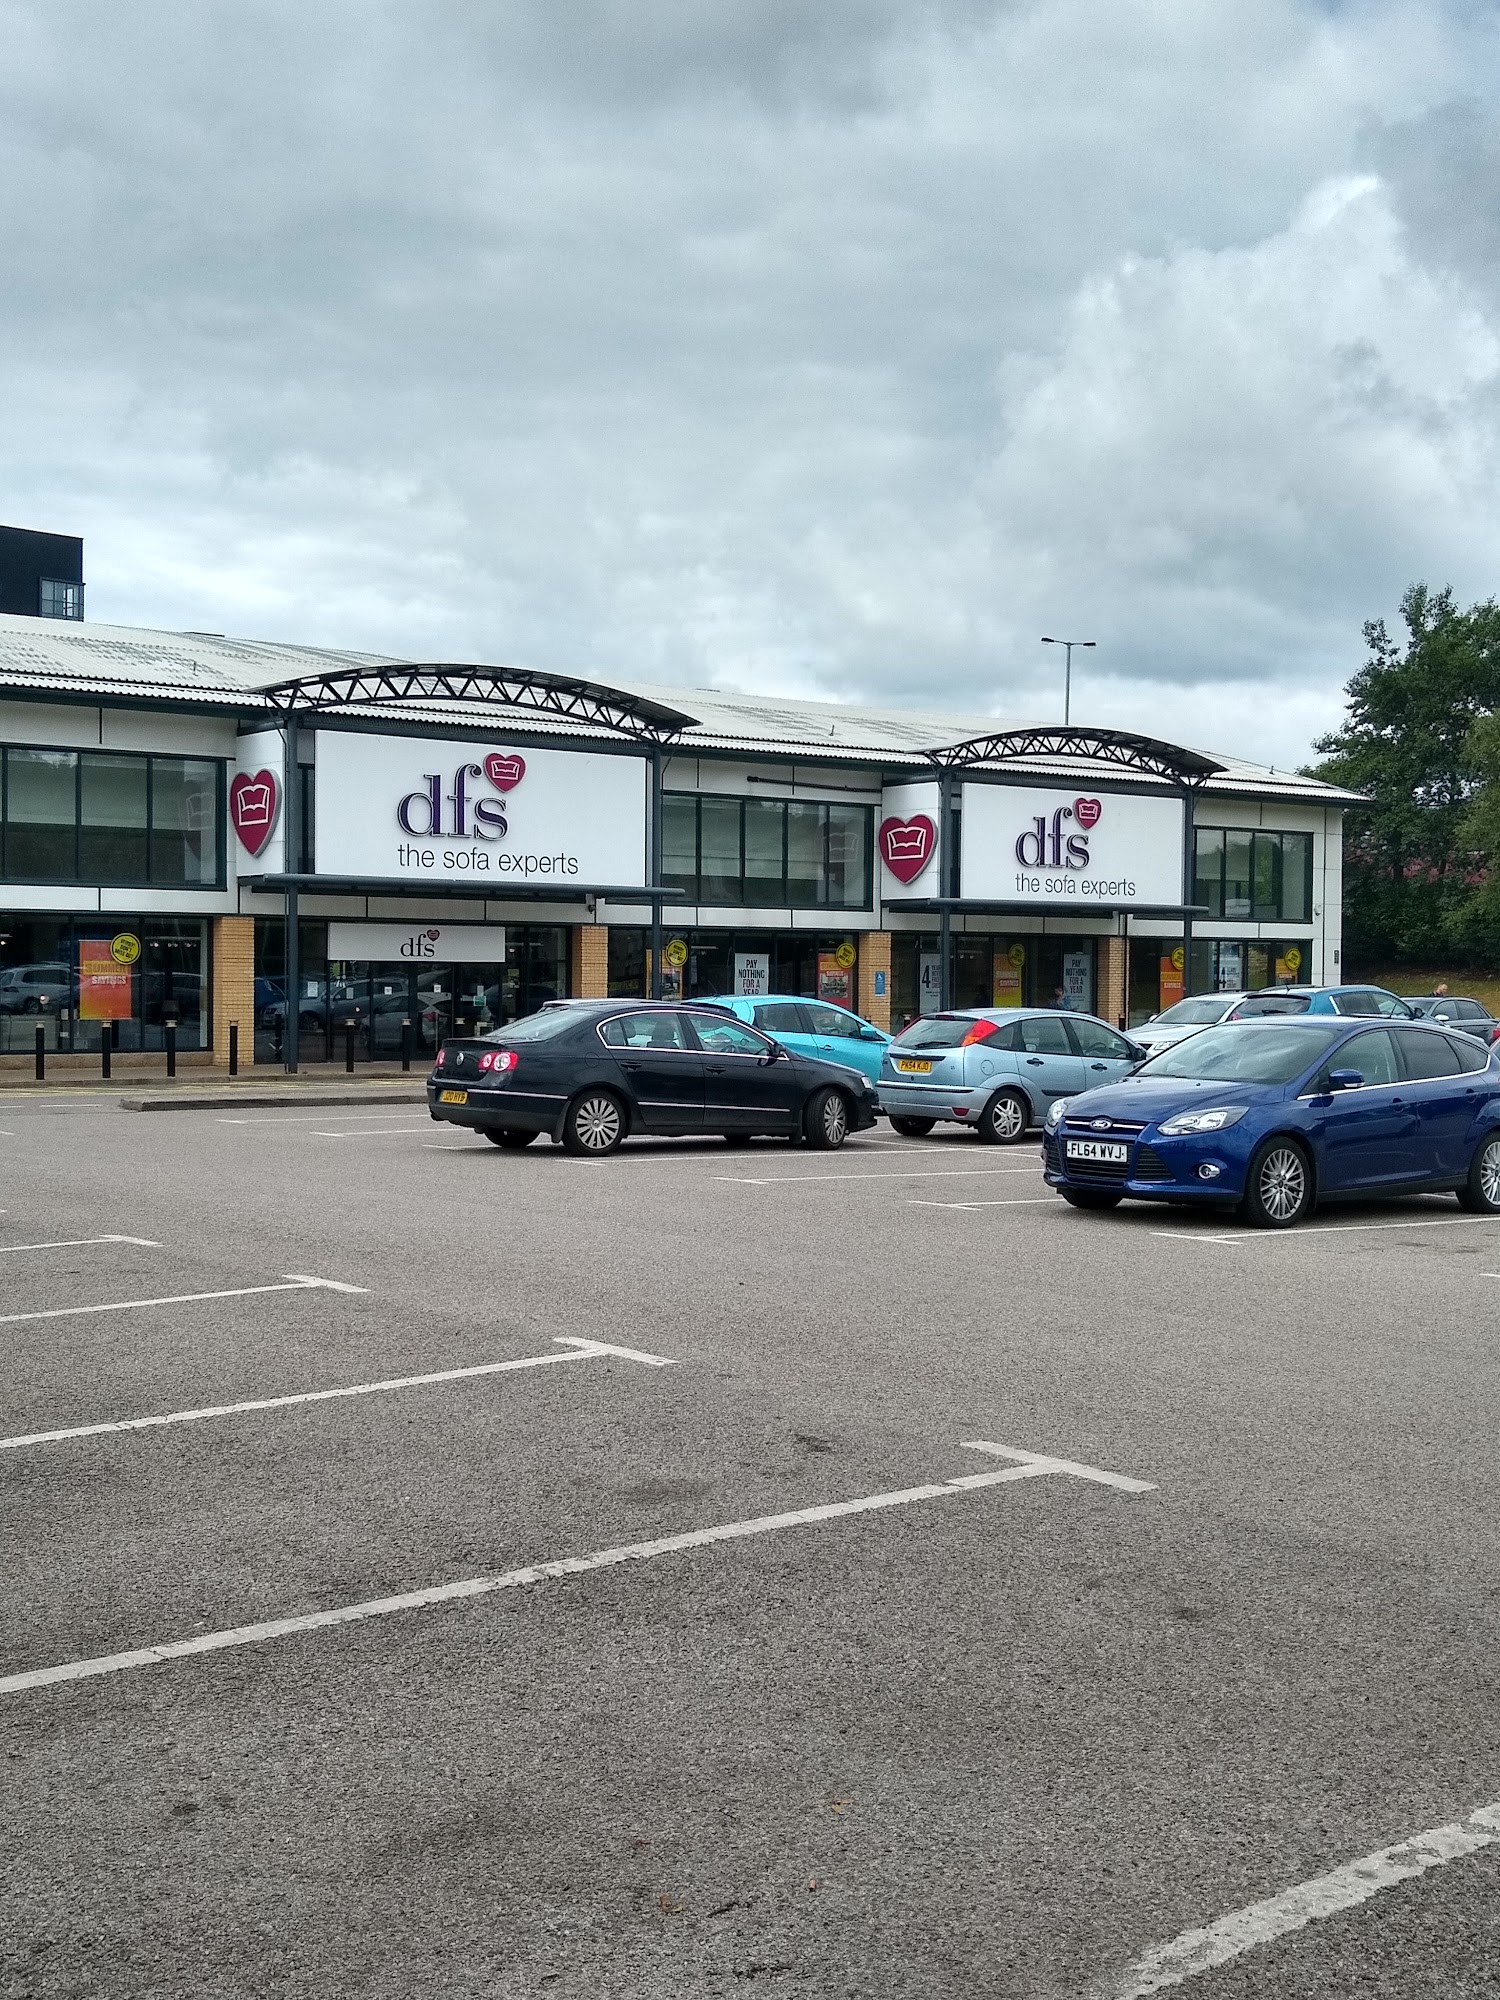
[699,994,892,1083]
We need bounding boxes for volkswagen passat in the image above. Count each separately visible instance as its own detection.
[878,1008,1144,1143]
[1042,1016,1500,1228]
[428,999,880,1155]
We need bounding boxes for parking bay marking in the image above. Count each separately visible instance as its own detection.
[1087,1801,1500,1998]
[718,1166,1045,1186]
[0,1336,674,1454]
[0,1441,1153,1697]
[0,1235,160,1254]
[0,1273,366,1327]
[1151,1214,1500,1246]
[909,1197,1057,1210]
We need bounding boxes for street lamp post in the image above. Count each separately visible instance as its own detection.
[1040,636,1095,726]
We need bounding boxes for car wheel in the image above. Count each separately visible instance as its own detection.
[485,1128,539,1149]
[1060,1187,1123,1210]
[20,997,40,1014]
[1457,1131,1500,1212]
[804,1087,850,1150]
[562,1089,626,1156]
[977,1090,1029,1145]
[1239,1138,1311,1228]
[889,1116,936,1137]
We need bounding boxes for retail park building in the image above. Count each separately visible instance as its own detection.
[0,606,1357,1070]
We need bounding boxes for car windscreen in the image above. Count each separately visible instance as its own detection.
[1134,1022,1344,1084]
[481,1010,583,1044]
[1153,996,1231,1025]
[893,1015,988,1050]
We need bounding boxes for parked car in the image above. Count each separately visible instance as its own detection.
[1407,995,1500,1046]
[427,999,881,1154]
[699,994,892,1082]
[1131,989,1312,1054]
[1276,984,1416,1018]
[877,1007,1145,1143]
[1043,1016,1500,1228]
[0,962,77,1014]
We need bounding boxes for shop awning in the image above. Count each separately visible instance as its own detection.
[244,874,686,903]
[882,898,1211,919]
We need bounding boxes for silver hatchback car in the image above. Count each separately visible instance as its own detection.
[878,1007,1145,1142]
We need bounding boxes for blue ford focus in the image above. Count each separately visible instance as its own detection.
[1042,1017,1500,1228]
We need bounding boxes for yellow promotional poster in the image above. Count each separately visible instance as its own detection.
[1284,946,1302,974]
[817,951,853,1003]
[1160,950,1185,1009]
[110,932,142,966]
[1007,942,1026,968]
[663,937,688,970]
[79,940,133,1020]
[833,941,857,970]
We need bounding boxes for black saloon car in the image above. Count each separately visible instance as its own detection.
[427,999,882,1154]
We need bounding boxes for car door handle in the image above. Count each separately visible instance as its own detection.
[1089,1062,1109,1070]
[1025,1057,1044,1066]
[705,1063,727,1074]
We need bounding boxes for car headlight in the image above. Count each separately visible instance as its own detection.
[1157,1104,1248,1136]
[1044,1097,1073,1131]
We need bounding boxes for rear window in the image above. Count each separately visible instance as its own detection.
[482,1010,581,1044]
[1232,993,1311,1017]
[894,1015,988,1050]
[1137,1022,1343,1084]
[1394,1027,1461,1080]
[1154,996,1232,1025]
[1449,1035,1491,1073]
[754,1002,807,1033]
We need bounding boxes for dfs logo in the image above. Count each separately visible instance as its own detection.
[1014,797,1103,871]
[398,751,525,840]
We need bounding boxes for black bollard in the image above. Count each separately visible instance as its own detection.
[165,1021,178,1079]
[101,1030,111,1081]
[229,1021,239,1077]
[34,1024,45,1082]
[344,1022,355,1074]
[400,1019,412,1073]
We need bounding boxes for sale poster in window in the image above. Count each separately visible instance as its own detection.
[78,940,133,1020]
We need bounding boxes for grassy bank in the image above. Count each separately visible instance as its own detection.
[1352,969,1500,1009]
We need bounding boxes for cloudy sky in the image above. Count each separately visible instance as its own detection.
[3,1,1499,766]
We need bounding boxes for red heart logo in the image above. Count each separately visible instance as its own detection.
[1073,797,1102,829]
[229,769,280,858]
[484,752,526,792]
[879,814,937,885]
[426,929,440,941]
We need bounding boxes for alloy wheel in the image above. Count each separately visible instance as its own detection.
[821,1094,848,1145]
[989,1094,1025,1140]
[1481,1139,1500,1206]
[1258,1145,1306,1222]
[575,1095,622,1151]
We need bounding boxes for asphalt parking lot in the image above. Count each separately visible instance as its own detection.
[2,1100,1499,1998]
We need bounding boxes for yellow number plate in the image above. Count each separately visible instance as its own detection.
[895,1059,933,1074]
[438,1088,468,1104]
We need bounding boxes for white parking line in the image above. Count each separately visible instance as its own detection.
[0,1274,366,1326]
[718,1166,1044,1186]
[1150,1213,1500,1246]
[0,1336,674,1454]
[909,1197,1055,1210]
[0,1235,160,1254]
[214,1112,428,1127]
[311,1125,432,1139]
[1089,1802,1500,1997]
[0,1442,1152,1696]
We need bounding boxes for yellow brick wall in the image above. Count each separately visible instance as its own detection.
[1098,933,1127,1029]
[571,924,609,999]
[211,915,256,1068]
[858,932,892,1031]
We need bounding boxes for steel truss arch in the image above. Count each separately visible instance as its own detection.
[260,662,695,742]
[924,725,1223,787]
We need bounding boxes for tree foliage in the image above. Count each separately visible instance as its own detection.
[1309,584,1500,967]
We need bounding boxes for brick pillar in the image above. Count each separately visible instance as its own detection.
[1099,933,1127,1029]
[858,931,892,1031]
[211,915,256,1068]
[570,923,609,999]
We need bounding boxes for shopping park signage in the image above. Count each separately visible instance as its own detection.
[314,731,647,885]
[959,783,1184,905]
[326,922,506,963]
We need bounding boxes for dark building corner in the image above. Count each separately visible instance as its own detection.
[0,524,84,620]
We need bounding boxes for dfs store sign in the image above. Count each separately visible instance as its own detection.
[314,731,647,885]
[960,783,1184,906]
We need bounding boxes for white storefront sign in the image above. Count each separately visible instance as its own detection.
[314,731,647,886]
[326,922,507,963]
[959,784,1184,906]
[733,951,770,997]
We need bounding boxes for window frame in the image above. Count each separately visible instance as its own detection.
[0,743,226,889]
[659,792,874,910]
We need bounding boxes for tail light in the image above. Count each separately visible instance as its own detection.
[434,1048,446,1067]
[961,1020,1003,1046]
[477,1048,519,1074]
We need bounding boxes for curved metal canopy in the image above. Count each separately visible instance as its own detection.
[259,662,696,743]
[925,725,1224,785]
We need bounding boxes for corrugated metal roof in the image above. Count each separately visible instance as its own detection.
[0,613,1360,802]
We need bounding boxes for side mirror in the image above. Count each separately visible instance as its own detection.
[859,1025,885,1042]
[760,1039,785,1065]
[1327,1068,1364,1090]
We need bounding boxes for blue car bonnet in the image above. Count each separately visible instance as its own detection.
[1061,1075,1286,1122]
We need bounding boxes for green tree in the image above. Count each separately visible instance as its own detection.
[1309,584,1500,967]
